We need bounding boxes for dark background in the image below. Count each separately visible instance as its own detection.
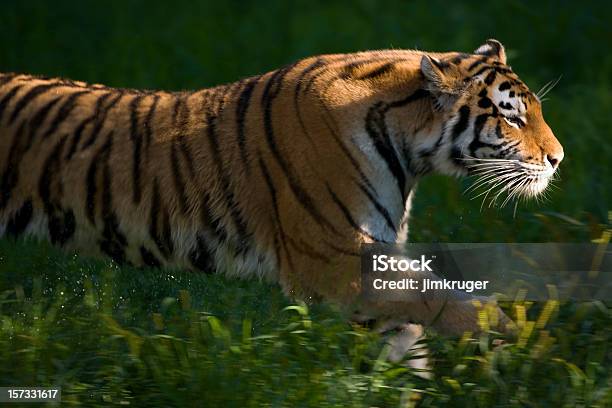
[2,0,610,241]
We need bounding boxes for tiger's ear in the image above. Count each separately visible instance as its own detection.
[474,39,507,64]
[420,55,467,109]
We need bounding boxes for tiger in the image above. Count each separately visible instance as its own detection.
[0,39,563,337]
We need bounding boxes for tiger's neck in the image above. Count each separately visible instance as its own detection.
[340,87,442,244]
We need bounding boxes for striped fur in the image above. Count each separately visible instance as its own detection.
[0,40,563,334]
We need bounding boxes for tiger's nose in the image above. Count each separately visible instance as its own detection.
[545,150,563,169]
[539,122,564,169]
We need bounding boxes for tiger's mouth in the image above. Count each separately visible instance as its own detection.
[461,157,558,208]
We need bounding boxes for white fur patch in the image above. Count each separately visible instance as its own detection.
[474,43,496,56]
[395,189,416,244]
[492,87,526,120]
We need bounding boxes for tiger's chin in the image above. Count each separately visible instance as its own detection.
[519,176,552,198]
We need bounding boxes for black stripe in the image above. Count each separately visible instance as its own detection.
[206,108,251,251]
[302,57,380,93]
[293,59,326,147]
[319,57,402,97]
[478,97,492,109]
[80,91,124,151]
[452,105,470,140]
[303,56,391,94]
[339,60,364,79]
[24,96,62,145]
[178,139,196,178]
[235,76,260,166]
[355,62,396,80]
[414,135,442,174]
[325,183,379,242]
[85,151,100,224]
[467,57,487,71]
[0,73,18,88]
[171,94,186,126]
[387,88,430,109]
[85,132,113,224]
[0,95,61,210]
[140,246,162,268]
[261,64,342,237]
[295,58,326,95]
[5,199,33,238]
[471,65,494,78]
[161,211,173,259]
[65,92,112,160]
[143,94,160,147]
[485,138,514,152]
[8,82,65,125]
[484,70,497,85]
[177,93,191,130]
[338,59,395,80]
[498,81,512,91]
[0,84,24,122]
[327,120,377,193]
[48,210,76,247]
[199,190,227,243]
[356,181,396,234]
[450,146,464,167]
[364,88,430,200]
[301,64,331,96]
[41,90,88,139]
[497,139,521,156]
[402,141,417,174]
[193,97,222,241]
[188,235,215,273]
[473,113,490,138]
[149,179,163,253]
[170,141,189,215]
[99,133,128,264]
[450,53,471,64]
[364,91,425,201]
[39,133,76,246]
[149,178,174,258]
[0,122,26,209]
[258,157,279,218]
[469,114,501,155]
[472,65,513,81]
[495,122,504,139]
[129,95,145,204]
[258,156,293,270]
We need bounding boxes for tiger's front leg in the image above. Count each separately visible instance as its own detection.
[276,237,512,337]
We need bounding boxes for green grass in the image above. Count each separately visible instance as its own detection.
[1,0,611,406]
[1,238,610,406]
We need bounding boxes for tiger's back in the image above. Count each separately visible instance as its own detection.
[0,51,427,283]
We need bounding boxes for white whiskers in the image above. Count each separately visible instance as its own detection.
[536,75,562,101]
[461,156,556,213]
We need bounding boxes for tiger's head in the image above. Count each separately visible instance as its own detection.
[420,39,563,200]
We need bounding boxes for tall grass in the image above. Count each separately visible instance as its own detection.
[1,238,610,406]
